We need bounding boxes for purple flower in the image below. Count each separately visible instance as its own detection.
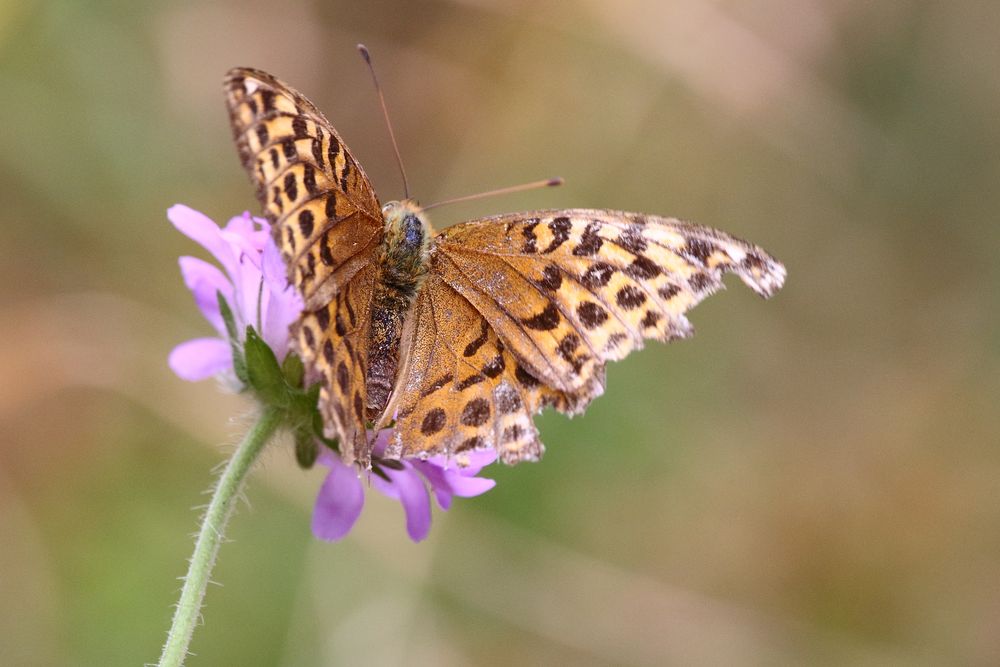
[312,429,498,542]
[167,204,303,383]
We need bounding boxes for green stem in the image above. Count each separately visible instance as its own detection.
[158,407,283,667]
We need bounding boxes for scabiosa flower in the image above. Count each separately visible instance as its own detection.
[168,204,498,542]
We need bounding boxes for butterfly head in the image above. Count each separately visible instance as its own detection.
[382,199,434,248]
[379,200,434,294]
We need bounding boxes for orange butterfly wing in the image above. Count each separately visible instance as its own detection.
[387,210,785,463]
[224,67,382,463]
[387,275,574,463]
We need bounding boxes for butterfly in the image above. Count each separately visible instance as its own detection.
[224,65,786,468]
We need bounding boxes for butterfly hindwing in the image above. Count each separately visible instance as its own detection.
[387,275,573,464]
[225,67,384,463]
[295,262,377,463]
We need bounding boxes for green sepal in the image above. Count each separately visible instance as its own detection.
[288,382,318,422]
[281,352,305,389]
[376,457,404,471]
[305,382,321,406]
[244,326,289,407]
[370,464,392,483]
[217,290,239,340]
[293,426,318,469]
[217,291,248,384]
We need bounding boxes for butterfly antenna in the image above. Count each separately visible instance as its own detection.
[357,44,410,199]
[422,177,564,211]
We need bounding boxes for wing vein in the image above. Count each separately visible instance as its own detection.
[434,252,564,385]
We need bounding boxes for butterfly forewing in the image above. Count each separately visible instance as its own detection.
[224,67,384,463]
[224,68,383,302]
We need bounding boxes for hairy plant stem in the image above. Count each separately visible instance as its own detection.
[158,407,283,667]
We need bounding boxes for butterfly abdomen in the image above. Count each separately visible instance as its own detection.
[365,202,434,417]
[366,284,410,417]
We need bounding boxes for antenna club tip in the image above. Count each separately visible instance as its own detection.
[547,177,565,187]
[357,44,371,62]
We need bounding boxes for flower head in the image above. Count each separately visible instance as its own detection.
[167,204,302,384]
[169,205,498,542]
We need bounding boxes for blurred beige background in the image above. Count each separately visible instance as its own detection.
[2,0,999,665]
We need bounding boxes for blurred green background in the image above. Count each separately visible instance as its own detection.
[2,0,999,664]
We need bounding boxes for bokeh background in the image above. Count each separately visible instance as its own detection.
[2,0,999,664]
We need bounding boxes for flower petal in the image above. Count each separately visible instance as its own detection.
[312,453,365,541]
[261,236,289,294]
[231,252,265,334]
[223,211,255,238]
[372,466,433,542]
[260,238,302,354]
[224,211,270,253]
[168,205,239,277]
[463,448,499,473]
[412,460,497,510]
[168,337,232,381]
[178,256,232,335]
[441,475,496,503]
[261,289,300,356]
[426,448,498,476]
